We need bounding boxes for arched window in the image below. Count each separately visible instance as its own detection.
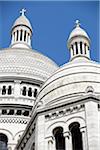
[84,43,87,54]
[69,122,83,150]
[24,31,26,41]
[75,42,78,54]
[22,87,26,96]
[16,30,18,41]
[53,127,65,150]
[2,86,6,95]
[0,133,8,150]
[8,86,12,95]
[34,89,37,98]
[23,110,29,116]
[80,42,83,54]
[28,87,32,97]
[20,30,23,41]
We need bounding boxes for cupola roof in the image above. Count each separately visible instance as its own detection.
[68,20,90,43]
[12,8,32,32]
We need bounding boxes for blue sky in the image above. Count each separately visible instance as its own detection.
[0,1,99,66]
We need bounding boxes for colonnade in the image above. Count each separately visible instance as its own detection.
[47,127,87,150]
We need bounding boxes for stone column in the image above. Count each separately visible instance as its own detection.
[22,30,24,42]
[15,31,17,42]
[85,101,99,150]
[82,43,84,54]
[73,44,76,55]
[80,127,87,150]
[64,132,72,150]
[86,45,90,58]
[14,80,21,98]
[18,30,21,41]
[11,33,14,44]
[70,48,73,58]
[26,32,28,43]
[78,42,80,54]
[28,35,31,45]
[48,137,53,150]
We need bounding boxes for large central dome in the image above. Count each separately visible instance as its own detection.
[0,48,58,82]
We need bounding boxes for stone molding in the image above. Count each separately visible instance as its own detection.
[45,104,85,121]
[16,123,36,149]
[0,117,30,124]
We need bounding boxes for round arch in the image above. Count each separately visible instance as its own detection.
[0,129,13,142]
[65,116,86,131]
[46,121,66,138]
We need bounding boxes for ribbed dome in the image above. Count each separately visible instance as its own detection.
[12,15,32,31]
[36,60,100,107]
[0,48,58,82]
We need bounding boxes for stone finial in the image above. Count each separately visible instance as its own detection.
[75,20,80,27]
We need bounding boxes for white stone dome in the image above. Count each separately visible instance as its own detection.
[0,48,58,82]
[36,59,100,107]
[68,20,90,43]
[68,26,89,41]
[12,15,32,31]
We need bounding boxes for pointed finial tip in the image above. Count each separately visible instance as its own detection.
[75,20,80,27]
[20,8,26,16]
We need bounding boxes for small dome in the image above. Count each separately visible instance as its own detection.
[68,20,90,43]
[12,15,32,31]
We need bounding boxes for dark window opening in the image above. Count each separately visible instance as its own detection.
[8,86,12,95]
[24,31,26,41]
[75,42,78,54]
[2,86,6,95]
[84,43,87,54]
[8,109,14,115]
[16,110,22,115]
[53,127,65,150]
[0,133,8,150]
[16,30,18,41]
[2,110,7,115]
[69,122,83,150]
[20,30,23,41]
[80,42,83,54]
[22,87,26,96]
[34,89,37,98]
[23,111,29,116]
[28,88,32,97]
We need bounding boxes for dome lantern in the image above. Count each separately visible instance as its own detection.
[67,20,90,61]
[10,9,32,49]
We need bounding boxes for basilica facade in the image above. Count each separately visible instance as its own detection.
[0,9,99,150]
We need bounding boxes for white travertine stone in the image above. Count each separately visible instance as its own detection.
[85,101,99,150]
[35,115,45,150]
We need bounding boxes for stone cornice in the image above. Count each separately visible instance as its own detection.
[35,93,100,114]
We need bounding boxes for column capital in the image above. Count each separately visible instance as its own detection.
[63,131,70,139]
[80,127,86,133]
[45,136,54,142]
